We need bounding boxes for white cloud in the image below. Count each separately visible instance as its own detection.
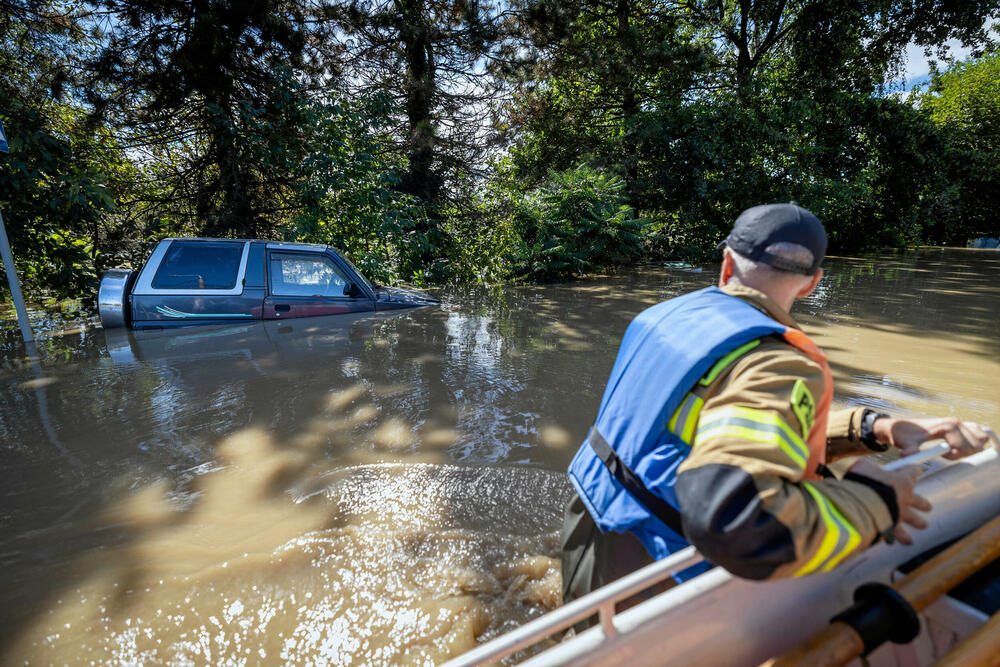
[902,39,973,82]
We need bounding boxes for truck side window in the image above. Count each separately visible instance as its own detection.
[269,252,349,297]
[151,241,244,290]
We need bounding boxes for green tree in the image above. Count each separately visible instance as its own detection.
[325,0,515,269]
[0,1,128,300]
[515,0,704,207]
[86,0,315,239]
[920,50,1000,241]
[509,0,1000,257]
[287,90,427,284]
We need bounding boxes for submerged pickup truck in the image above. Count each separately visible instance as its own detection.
[98,238,439,330]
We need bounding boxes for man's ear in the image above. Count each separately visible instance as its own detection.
[796,268,823,299]
[719,249,734,286]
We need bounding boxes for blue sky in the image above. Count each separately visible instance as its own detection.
[899,39,973,90]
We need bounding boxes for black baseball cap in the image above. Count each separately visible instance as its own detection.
[717,202,827,275]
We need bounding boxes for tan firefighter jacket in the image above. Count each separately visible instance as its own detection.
[673,283,898,580]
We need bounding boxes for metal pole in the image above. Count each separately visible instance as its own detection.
[0,208,33,343]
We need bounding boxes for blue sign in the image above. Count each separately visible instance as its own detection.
[0,120,7,153]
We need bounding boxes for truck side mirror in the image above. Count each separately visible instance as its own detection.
[343,283,360,298]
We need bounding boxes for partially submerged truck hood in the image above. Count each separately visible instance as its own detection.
[374,286,440,308]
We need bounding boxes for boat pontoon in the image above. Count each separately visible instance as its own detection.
[447,430,1000,667]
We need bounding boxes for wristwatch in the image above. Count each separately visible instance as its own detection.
[860,409,891,452]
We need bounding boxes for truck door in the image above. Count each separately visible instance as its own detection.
[130,239,265,327]
[264,250,375,320]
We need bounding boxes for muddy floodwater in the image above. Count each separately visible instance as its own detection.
[1,248,998,665]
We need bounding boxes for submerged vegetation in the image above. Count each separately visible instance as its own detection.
[0,1,998,302]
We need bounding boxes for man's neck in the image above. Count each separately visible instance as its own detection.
[721,277,795,312]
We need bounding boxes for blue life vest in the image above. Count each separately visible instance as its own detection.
[568,286,789,560]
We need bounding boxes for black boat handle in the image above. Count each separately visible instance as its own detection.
[275,304,291,312]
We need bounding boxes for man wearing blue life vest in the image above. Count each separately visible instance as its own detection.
[562,202,991,604]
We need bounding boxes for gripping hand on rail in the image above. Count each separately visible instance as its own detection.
[888,467,933,545]
[880,465,931,546]
[846,460,932,546]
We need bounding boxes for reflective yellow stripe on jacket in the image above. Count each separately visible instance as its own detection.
[698,340,760,387]
[668,339,761,445]
[668,393,704,444]
[793,483,863,575]
[694,406,810,470]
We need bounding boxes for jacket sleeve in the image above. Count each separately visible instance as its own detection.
[826,407,871,461]
[675,344,897,580]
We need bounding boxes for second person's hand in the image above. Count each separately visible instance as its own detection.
[874,417,989,460]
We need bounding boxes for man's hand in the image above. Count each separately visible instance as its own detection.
[873,417,989,459]
[883,466,932,545]
[848,459,932,546]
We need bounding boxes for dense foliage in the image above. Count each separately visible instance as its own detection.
[508,163,647,281]
[0,0,998,305]
[919,49,1000,241]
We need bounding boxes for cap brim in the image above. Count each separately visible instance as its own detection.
[715,240,727,251]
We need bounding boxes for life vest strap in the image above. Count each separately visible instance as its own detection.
[587,427,685,537]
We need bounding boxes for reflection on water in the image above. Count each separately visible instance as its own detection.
[8,431,565,664]
[1,248,998,664]
[796,250,1000,424]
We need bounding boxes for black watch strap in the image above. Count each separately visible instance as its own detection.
[860,409,891,452]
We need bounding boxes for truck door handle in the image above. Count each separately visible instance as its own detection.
[274,304,291,312]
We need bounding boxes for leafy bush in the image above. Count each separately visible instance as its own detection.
[507,163,648,282]
[441,169,519,285]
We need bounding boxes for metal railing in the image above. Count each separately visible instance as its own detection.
[442,546,705,667]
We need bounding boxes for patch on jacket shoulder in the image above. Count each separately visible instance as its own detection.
[791,379,815,436]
